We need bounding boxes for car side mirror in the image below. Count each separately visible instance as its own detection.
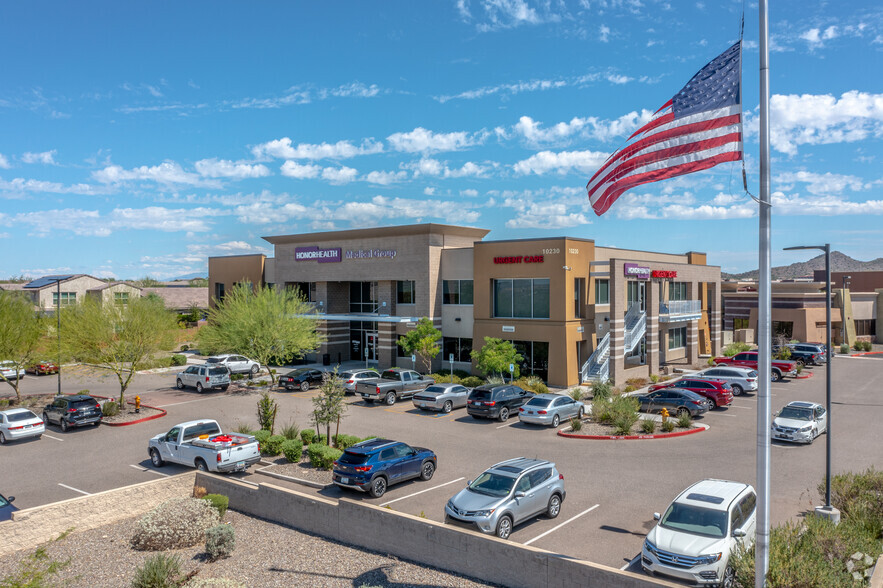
[653,512,661,521]
[514,491,526,499]
[733,529,746,538]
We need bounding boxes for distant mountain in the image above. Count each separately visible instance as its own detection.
[722,251,883,281]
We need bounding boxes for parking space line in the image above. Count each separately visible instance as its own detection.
[130,464,170,477]
[523,503,600,546]
[58,483,91,496]
[42,434,64,442]
[621,554,641,571]
[380,477,466,507]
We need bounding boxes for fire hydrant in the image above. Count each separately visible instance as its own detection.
[135,395,141,414]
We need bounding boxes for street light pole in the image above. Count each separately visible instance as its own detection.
[783,244,838,522]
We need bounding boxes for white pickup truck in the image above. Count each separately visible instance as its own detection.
[147,419,261,473]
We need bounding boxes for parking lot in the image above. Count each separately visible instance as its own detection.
[3,355,881,575]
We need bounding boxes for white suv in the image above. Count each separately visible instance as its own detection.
[642,479,756,587]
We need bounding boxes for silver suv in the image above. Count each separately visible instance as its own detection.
[445,458,565,539]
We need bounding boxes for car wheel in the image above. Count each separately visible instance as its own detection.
[547,494,561,519]
[443,400,453,414]
[196,382,204,393]
[551,414,560,428]
[251,364,260,376]
[385,392,396,406]
[676,407,690,418]
[176,378,184,390]
[498,407,509,422]
[369,476,387,498]
[60,419,69,432]
[150,449,164,467]
[771,370,782,382]
[0,432,6,445]
[730,384,743,396]
[420,461,436,481]
[495,515,513,540]
[300,381,310,392]
[721,565,736,588]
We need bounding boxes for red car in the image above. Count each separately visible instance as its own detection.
[648,377,734,409]
[25,361,58,375]
[712,351,798,381]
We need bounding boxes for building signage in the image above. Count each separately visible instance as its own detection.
[652,270,678,278]
[493,255,544,264]
[345,249,397,260]
[623,263,650,280]
[295,246,341,263]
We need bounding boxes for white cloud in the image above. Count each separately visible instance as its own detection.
[92,161,217,187]
[387,127,484,153]
[513,149,610,175]
[599,24,610,42]
[194,158,271,179]
[280,161,321,179]
[321,166,358,184]
[776,171,867,195]
[0,154,10,169]
[363,170,409,185]
[251,137,383,160]
[21,150,57,165]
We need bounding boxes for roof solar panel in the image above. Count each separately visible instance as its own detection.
[24,275,76,289]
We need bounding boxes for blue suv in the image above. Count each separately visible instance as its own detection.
[332,439,437,498]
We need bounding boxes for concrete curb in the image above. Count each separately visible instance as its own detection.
[558,423,709,440]
[90,394,168,427]
[254,463,333,490]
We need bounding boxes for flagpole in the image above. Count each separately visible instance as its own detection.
[756,0,772,585]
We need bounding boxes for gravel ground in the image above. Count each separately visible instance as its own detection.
[261,455,333,486]
[0,510,494,588]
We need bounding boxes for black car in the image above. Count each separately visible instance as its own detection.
[332,438,437,498]
[466,385,534,422]
[0,492,17,522]
[42,394,103,432]
[637,389,710,417]
[278,368,325,391]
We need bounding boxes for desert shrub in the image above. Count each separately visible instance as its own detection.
[723,342,751,357]
[460,376,483,387]
[203,494,228,518]
[649,374,660,384]
[661,419,675,433]
[591,381,613,401]
[102,401,120,417]
[307,443,342,470]
[131,553,183,588]
[332,434,362,450]
[300,429,317,445]
[205,524,235,562]
[676,411,693,429]
[569,417,583,432]
[253,429,271,449]
[170,354,187,367]
[281,439,304,463]
[280,421,300,441]
[640,418,656,434]
[132,498,219,551]
[262,435,285,456]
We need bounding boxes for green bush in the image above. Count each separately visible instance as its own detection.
[262,435,285,456]
[661,419,676,433]
[102,401,120,417]
[132,498,219,550]
[300,429,317,445]
[332,434,362,450]
[204,524,235,562]
[170,354,187,367]
[460,376,483,388]
[569,417,583,432]
[723,342,751,357]
[307,443,342,470]
[280,421,300,441]
[591,381,613,401]
[281,439,304,463]
[676,411,693,429]
[640,418,656,434]
[131,553,182,588]
[203,494,228,518]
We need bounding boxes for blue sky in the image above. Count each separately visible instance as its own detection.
[1,1,881,279]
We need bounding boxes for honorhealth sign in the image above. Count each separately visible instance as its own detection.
[295,246,341,263]
[623,262,651,280]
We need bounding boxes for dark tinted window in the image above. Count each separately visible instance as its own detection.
[338,451,369,465]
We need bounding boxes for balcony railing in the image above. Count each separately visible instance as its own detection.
[658,300,702,322]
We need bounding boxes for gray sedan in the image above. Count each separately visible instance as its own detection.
[518,394,585,427]
[412,383,470,413]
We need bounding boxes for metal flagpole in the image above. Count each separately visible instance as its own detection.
[756,0,772,584]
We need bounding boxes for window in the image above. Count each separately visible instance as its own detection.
[493,279,549,319]
[668,326,687,350]
[397,280,415,304]
[214,282,225,302]
[443,337,473,362]
[52,292,76,307]
[595,279,609,305]
[669,282,688,301]
[734,318,750,330]
[855,319,876,336]
[114,292,129,305]
[443,280,473,305]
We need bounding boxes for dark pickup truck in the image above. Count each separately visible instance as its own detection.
[356,369,435,405]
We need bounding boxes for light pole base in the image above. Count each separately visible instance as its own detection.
[815,505,841,525]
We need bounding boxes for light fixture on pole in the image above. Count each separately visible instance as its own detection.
[783,244,838,523]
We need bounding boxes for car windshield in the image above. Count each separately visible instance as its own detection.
[381,370,401,381]
[468,472,516,497]
[525,397,552,407]
[660,503,728,538]
[778,406,813,421]
[7,411,38,422]
[208,367,228,376]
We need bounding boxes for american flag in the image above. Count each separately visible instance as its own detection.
[587,41,743,216]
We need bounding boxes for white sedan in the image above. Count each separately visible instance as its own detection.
[0,408,45,444]
[771,401,828,444]
[0,361,24,381]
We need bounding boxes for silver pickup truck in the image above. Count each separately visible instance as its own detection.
[147,419,261,473]
[356,368,435,405]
